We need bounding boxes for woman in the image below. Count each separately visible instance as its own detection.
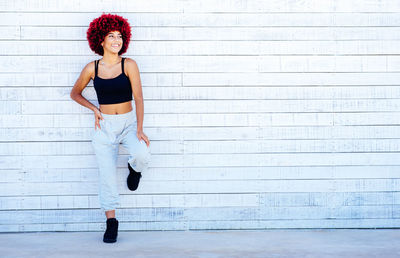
[70,13,151,243]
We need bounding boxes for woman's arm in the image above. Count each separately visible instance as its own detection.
[125,58,145,131]
[70,61,98,112]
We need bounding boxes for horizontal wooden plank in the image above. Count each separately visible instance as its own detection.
[260,191,399,207]
[257,40,400,55]
[15,99,400,114]
[1,0,184,12]
[178,138,400,153]
[0,101,21,114]
[258,125,400,140]
[0,140,181,156]
[1,125,400,142]
[0,113,335,127]
[3,138,400,157]
[183,0,400,13]
[23,151,400,170]
[0,178,398,196]
[0,72,180,87]
[0,221,187,232]
[0,205,398,225]
[0,56,261,73]
[1,166,399,183]
[4,55,400,73]
[0,191,397,210]
[4,112,400,127]
[261,56,393,72]
[2,218,400,232]
[0,40,260,56]
[3,13,400,27]
[2,0,400,12]
[1,218,399,232]
[15,26,400,40]
[22,99,334,114]
[0,84,400,103]
[0,26,20,40]
[1,55,398,73]
[186,218,400,230]
[3,86,400,103]
[2,40,399,56]
[182,72,400,86]
[185,206,398,220]
[334,113,400,125]
[0,193,260,210]
[180,152,400,166]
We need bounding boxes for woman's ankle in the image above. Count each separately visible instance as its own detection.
[105,209,116,219]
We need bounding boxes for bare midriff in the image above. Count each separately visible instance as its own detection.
[99,100,133,115]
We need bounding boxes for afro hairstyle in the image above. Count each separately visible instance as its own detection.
[86,13,132,56]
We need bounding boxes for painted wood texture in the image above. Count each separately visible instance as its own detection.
[1,0,400,232]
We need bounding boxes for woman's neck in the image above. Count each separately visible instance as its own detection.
[101,53,121,66]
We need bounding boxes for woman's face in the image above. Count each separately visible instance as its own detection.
[101,30,123,55]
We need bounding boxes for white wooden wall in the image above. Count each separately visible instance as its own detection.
[1,0,400,232]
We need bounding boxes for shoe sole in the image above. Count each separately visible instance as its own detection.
[103,238,117,243]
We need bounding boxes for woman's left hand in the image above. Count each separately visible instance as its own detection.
[137,130,150,147]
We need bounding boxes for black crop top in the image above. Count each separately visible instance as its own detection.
[93,57,133,105]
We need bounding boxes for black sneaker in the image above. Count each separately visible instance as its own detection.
[103,218,118,243]
[127,162,142,191]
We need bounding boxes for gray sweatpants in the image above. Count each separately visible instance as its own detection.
[91,110,151,213]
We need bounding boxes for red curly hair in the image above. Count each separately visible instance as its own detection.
[86,13,132,56]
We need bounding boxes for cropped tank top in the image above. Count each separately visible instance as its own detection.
[93,57,133,105]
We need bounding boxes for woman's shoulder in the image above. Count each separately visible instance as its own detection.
[123,57,137,66]
[123,57,139,71]
[123,57,139,77]
[82,60,97,80]
[83,60,97,71]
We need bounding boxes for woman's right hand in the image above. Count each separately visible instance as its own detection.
[94,108,104,130]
